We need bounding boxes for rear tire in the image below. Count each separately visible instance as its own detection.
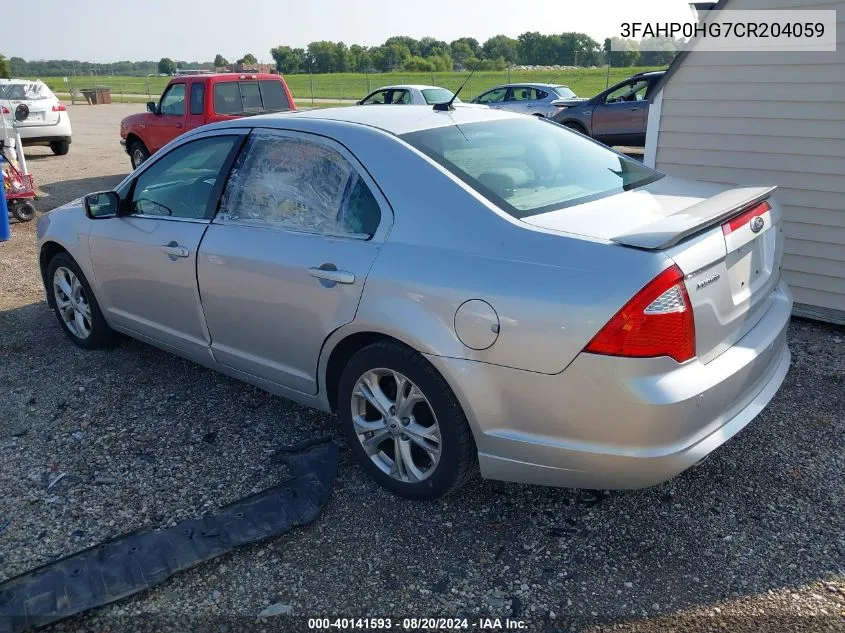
[50,140,70,156]
[11,202,36,222]
[129,141,150,170]
[338,340,478,500]
[46,253,116,350]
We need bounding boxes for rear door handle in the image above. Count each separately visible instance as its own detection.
[161,242,189,258]
[308,266,355,284]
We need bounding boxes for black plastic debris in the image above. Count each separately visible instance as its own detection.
[0,439,337,633]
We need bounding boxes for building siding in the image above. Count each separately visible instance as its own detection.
[648,0,845,323]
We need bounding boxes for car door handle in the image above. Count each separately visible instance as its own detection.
[308,267,355,284]
[161,242,189,258]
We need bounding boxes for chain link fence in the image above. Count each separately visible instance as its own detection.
[38,67,660,107]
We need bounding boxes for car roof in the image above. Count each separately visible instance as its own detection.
[369,85,449,92]
[243,104,524,136]
[486,83,569,89]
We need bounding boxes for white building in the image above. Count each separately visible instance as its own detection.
[645,0,845,324]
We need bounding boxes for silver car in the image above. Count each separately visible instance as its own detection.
[470,83,579,117]
[37,106,792,500]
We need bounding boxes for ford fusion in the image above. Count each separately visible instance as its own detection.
[36,106,791,499]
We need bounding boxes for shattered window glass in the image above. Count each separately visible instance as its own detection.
[0,81,53,101]
[219,135,380,237]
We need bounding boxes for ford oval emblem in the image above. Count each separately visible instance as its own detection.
[751,216,765,233]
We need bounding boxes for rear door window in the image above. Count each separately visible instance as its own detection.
[190,83,205,115]
[508,87,537,102]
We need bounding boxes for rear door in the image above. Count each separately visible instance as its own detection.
[590,79,650,145]
[197,129,391,394]
[89,131,245,357]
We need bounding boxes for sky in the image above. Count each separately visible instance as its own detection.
[3,0,697,63]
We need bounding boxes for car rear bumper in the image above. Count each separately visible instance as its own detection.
[426,281,793,489]
[15,114,72,144]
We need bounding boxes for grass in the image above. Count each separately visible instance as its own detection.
[34,67,663,103]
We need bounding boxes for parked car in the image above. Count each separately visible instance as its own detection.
[0,80,72,155]
[39,106,791,500]
[120,73,295,169]
[550,70,665,146]
[470,83,579,117]
[358,85,475,107]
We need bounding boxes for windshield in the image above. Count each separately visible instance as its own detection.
[0,82,54,101]
[552,85,577,98]
[401,118,662,218]
[421,88,457,105]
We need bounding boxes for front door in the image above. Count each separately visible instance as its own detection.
[89,132,244,356]
[147,82,187,153]
[590,79,650,145]
[197,129,390,394]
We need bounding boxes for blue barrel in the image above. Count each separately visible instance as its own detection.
[0,158,10,242]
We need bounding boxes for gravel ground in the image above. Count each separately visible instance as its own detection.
[1,104,843,633]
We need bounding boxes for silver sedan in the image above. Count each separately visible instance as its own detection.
[36,106,792,500]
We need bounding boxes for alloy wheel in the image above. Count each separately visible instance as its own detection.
[53,266,92,339]
[350,368,442,483]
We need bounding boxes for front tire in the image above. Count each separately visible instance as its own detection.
[563,121,588,135]
[50,140,70,156]
[129,140,150,170]
[338,341,477,500]
[46,253,115,349]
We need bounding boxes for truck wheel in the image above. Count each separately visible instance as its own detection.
[50,141,70,156]
[11,202,36,222]
[129,141,150,170]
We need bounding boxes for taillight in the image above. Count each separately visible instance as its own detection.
[1,105,9,114]
[584,264,695,363]
[52,102,67,112]
[722,200,770,235]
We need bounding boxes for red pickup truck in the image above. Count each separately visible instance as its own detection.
[120,73,296,169]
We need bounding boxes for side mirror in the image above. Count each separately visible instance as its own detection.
[356,100,363,105]
[84,191,120,219]
[146,101,157,114]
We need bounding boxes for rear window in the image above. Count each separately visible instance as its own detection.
[552,86,576,98]
[0,82,54,101]
[213,80,291,115]
[401,118,662,218]
[421,88,455,105]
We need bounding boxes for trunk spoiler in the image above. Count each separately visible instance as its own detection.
[611,186,777,250]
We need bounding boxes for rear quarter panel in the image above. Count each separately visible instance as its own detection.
[304,120,671,375]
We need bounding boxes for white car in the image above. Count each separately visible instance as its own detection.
[357,84,483,107]
[0,80,72,155]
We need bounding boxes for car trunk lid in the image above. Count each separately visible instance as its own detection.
[522,177,784,363]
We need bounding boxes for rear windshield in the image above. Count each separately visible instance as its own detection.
[0,82,54,101]
[421,88,455,105]
[213,80,290,115]
[401,118,662,218]
[552,85,576,98]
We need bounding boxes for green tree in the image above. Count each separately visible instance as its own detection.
[482,35,518,63]
[213,54,228,67]
[270,46,304,74]
[402,55,433,72]
[608,37,639,67]
[237,53,258,65]
[0,54,10,79]
[334,42,351,73]
[417,37,450,59]
[157,57,176,74]
[348,44,371,72]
